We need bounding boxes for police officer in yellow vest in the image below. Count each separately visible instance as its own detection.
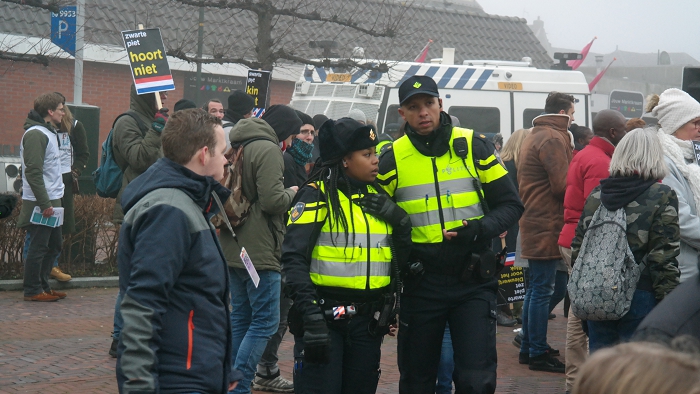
[377,76,523,394]
[282,118,412,394]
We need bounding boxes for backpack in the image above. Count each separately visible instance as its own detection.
[93,112,148,198]
[210,138,265,230]
[568,204,644,321]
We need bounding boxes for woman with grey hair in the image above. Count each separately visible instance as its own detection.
[571,127,681,352]
[648,88,700,281]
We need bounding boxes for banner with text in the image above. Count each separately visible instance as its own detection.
[184,72,246,107]
[498,253,525,304]
[121,28,175,95]
[246,70,271,116]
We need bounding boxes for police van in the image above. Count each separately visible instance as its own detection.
[290,58,591,141]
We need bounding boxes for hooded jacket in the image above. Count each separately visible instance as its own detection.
[571,179,680,300]
[112,85,163,223]
[558,136,615,249]
[219,118,296,272]
[116,157,241,394]
[518,114,572,260]
[16,113,63,228]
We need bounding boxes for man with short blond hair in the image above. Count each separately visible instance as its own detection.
[116,109,241,393]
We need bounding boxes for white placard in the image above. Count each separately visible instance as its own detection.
[240,247,260,288]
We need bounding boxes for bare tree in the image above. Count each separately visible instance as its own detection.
[166,0,417,72]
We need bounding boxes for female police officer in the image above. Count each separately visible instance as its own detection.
[282,117,412,394]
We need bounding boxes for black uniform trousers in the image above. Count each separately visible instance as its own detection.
[293,313,383,394]
[398,272,498,394]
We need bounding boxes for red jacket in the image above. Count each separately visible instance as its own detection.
[558,136,615,248]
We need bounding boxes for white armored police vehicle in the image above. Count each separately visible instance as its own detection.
[290,57,592,141]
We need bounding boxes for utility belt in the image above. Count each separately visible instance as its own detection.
[407,247,507,283]
[288,293,397,338]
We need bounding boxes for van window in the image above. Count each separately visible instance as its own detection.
[385,105,401,126]
[448,107,500,134]
[523,108,543,129]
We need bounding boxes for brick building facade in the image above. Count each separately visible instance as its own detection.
[0,58,295,155]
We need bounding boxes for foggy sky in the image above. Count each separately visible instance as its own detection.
[481,0,700,62]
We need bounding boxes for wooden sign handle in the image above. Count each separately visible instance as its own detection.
[501,237,506,249]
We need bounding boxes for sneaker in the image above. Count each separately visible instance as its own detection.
[252,374,294,393]
[24,291,59,302]
[497,312,517,327]
[548,346,560,357]
[109,338,118,358]
[529,351,565,373]
[549,313,556,320]
[50,267,72,282]
[48,290,67,299]
[518,352,529,364]
[512,332,523,347]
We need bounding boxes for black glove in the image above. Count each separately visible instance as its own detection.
[359,194,410,227]
[302,313,330,364]
[152,108,169,133]
[448,219,482,243]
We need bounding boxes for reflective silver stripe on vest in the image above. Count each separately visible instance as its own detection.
[394,178,477,203]
[408,205,484,228]
[316,232,390,248]
[310,259,391,278]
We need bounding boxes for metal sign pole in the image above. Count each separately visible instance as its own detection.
[73,0,85,104]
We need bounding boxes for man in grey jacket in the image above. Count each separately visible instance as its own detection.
[219,105,301,394]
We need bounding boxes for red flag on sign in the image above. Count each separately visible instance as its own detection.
[588,58,616,91]
[414,39,433,63]
[567,37,597,70]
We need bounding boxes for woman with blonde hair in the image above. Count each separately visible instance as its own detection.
[573,342,700,394]
[571,127,680,352]
[649,88,700,281]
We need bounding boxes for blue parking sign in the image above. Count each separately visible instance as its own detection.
[51,6,77,56]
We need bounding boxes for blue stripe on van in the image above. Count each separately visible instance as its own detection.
[351,68,368,83]
[437,68,458,88]
[366,70,383,84]
[315,67,327,82]
[425,66,441,78]
[471,69,493,90]
[453,68,476,89]
[397,65,422,86]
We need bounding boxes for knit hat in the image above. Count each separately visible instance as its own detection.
[261,105,302,142]
[295,110,314,126]
[651,88,700,135]
[348,109,367,124]
[319,117,378,163]
[174,99,197,112]
[312,114,329,130]
[227,90,256,117]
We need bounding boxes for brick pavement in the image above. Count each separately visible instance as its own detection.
[0,288,566,393]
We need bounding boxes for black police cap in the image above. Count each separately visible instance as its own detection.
[398,75,440,105]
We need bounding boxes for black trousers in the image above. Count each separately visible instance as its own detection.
[398,272,498,394]
[23,224,62,297]
[293,314,382,394]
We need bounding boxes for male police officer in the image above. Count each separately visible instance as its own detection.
[377,76,523,394]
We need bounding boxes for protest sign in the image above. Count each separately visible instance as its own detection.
[246,70,271,115]
[121,28,175,95]
[498,252,525,304]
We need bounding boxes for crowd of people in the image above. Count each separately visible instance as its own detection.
[10,74,700,394]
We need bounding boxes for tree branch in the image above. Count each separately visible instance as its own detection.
[171,0,396,37]
[1,0,61,13]
[0,51,49,66]
[166,48,261,69]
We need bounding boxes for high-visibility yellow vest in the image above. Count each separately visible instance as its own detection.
[294,182,393,290]
[388,127,504,244]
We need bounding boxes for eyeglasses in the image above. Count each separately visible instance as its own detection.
[299,129,314,136]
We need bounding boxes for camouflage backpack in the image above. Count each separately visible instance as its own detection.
[210,138,263,231]
[568,204,644,321]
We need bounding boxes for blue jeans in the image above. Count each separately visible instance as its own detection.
[229,268,281,394]
[520,259,557,357]
[588,289,657,353]
[113,290,124,340]
[549,270,568,313]
[435,323,453,394]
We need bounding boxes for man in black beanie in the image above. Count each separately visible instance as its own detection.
[223,90,256,148]
[219,108,300,393]
[261,105,302,152]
